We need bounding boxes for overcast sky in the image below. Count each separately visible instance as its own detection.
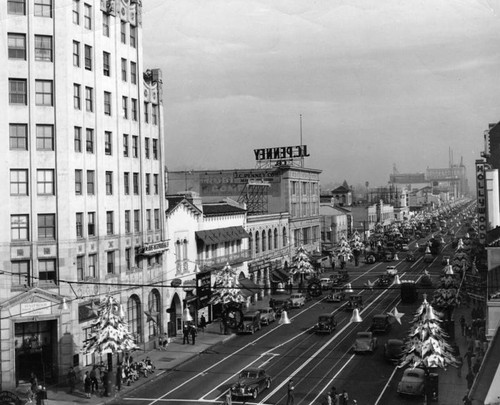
[142,0,500,188]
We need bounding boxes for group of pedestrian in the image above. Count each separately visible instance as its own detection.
[182,323,198,345]
[157,333,170,350]
[79,361,111,398]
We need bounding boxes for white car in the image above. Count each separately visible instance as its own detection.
[386,266,398,277]
[320,277,332,290]
[397,368,425,396]
[289,293,306,308]
[401,244,409,251]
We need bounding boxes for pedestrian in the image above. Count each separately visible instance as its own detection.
[326,392,332,405]
[340,390,349,405]
[28,372,38,403]
[460,315,466,336]
[83,371,92,398]
[456,355,463,378]
[330,386,338,405]
[89,365,99,395]
[116,363,122,392]
[183,324,190,344]
[466,371,475,390]
[67,366,77,394]
[286,379,295,405]
[190,324,197,345]
[464,349,474,370]
[102,368,109,397]
[199,313,207,332]
[473,358,481,374]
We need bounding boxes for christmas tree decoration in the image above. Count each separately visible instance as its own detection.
[289,246,316,278]
[209,263,247,305]
[364,280,376,290]
[387,307,404,325]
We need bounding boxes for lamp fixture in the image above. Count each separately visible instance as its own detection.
[350,308,363,323]
[278,311,291,325]
[183,308,193,322]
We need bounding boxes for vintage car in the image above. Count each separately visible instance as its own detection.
[397,367,426,396]
[314,313,337,334]
[326,288,345,302]
[289,293,306,308]
[239,311,262,334]
[401,244,409,251]
[384,339,404,363]
[406,253,416,262]
[386,266,398,277]
[230,368,272,399]
[370,314,391,333]
[352,331,377,353]
[269,297,291,316]
[376,274,392,288]
[441,255,451,265]
[320,277,332,290]
[259,307,276,325]
[345,295,363,311]
[365,254,376,264]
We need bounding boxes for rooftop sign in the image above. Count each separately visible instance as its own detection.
[254,145,309,166]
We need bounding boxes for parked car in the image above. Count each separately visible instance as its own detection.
[239,311,262,334]
[397,368,425,396]
[386,266,398,277]
[371,314,391,333]
[269,297,291,316]
[401,280,418,304]
[401,244,409,251]
[384,339,404,363]
[289,293,306,308]
[314,313,337,334]
[259,307,276,325]
[326,288,345,302]
[230,368,272,399]
[406,253,416,262]
[352,331,377,353]
[345,295,363,311]
[320,277,332,290]
[376,274,392,288]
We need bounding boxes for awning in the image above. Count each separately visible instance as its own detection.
[239,278,262,298]
[195,226,249,245]
[271,267,289,284]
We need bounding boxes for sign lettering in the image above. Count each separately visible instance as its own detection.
[254,145,310,162]
[476,160,488,245]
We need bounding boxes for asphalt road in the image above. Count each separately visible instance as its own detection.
[110,222,465,405]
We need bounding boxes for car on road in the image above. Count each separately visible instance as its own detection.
[401,244,409,251]
[320,277,332,290]
[239,311,262,334]
[230,368,272,399]
[289,293,306,308]
[441,255,451,265]
[397,367,425,396]
[314,313,337,334]
[406,253,416,262]
[269,297,291,316]
[326,287,345,302]
[384,339,404,363]
[386,266,398,277]
[352,331,377,353]
[370,314,391,333]
[259,307,276,325]
[345,295,363,311]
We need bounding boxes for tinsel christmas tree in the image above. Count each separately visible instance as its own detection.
[210,263,247,305]
[336,237,353,263]
[399,296,458,370]
[349,231,365,266]
[82,295,138,355]
[289,245,315,278]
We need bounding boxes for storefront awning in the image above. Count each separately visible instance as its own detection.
[239,278,262,298]
[271,267,289,284]
[195,226,249,245]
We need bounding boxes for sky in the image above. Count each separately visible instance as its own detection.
[142,0,500,189]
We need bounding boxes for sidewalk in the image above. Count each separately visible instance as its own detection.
[17,321,236,405]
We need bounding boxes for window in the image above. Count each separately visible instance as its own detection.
[123,134,129,157]
[107,251,115,274]
[88,253,97,278]
[84,45,92,70]
[84,3,91,29]
[120,21,126,44]
[76,213,83,238]
[74,84,81,109]
[144,102,149,123]
[75,169,82,194]
[11,215,29,241]
[131,99,137,120]
[8,0,25,15]
[34,35,52,61]
[122,96,128,118]
[72,0,79,24]
[105,171,113,194]
[39,259,56,283]
[38,213,55,239]
[104,131,112,155]
[103,51,110,76]
[145,173,150,195]
[125,210,130,233]
[154,209,160,230]
[153,174,159,195]
[35,80,53,106]
[130,26,137,48]
[73,41,80,67]
[85,86,93,111]
[104,91,111,115]
[133,173,139,194]
[152,139,158,159]
[34,0,52,17]
[145,138,150,158]
[121,58,127,81]
[106,211,114,235]
[124,172,130,195]
[88,212,95,236]
[102,13,110,36]
[73,127,82,152]
[10,169,28,195]
[146,209,151,231]
[10,124,28,150]
[8,33,26,59]
[9,79,27,105]
[133,210,140,232]
[132,136,138,157]
[86,128,94,153]
[12,261,29,286]
[130,62,137,84]
[77,256,84,280]
[125,248,131,270]
[36,125,54,150]
[87,170,95,194]
[37,169,54,195]
[152,105,158,125]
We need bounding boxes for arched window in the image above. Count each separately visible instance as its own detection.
[261,230,266,252]
[274,228,279,249]
[248,232,253,257]
[283,227,288,247]
[175,240,181,275]
[147,289,161,339]
[182,239,188,273]
[255,231,260,254]
[268,229,273,251]
[127,294,142,343]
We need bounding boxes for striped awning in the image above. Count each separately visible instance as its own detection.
[195,226,249,245]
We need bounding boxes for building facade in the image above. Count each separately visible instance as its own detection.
[1,0,165,389]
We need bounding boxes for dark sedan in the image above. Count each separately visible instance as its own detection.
[230,368,272,399]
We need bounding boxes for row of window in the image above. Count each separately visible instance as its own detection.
[10,169,54,195]
[8,0,51,17]
[9,79,53,106]
[11,259,56,286]
[291,181,319,196]
[74,170,160,196]
[291,201,320,218]
[8,33,52,61]
[249,227,288,256]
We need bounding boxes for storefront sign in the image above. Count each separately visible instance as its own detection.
[196,272,212,308]
[20,302,52,316]
[139,241,169,256]
[476,160,489,245]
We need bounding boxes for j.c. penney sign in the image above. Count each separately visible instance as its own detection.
[254,145,310,162]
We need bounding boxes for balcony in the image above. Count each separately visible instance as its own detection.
[197,249,250,270]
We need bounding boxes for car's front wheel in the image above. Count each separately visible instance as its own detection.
[266,379,271,389]
[252,388,259,399]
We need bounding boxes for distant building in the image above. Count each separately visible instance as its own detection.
[331,180,353,206]
[319,204,350,249]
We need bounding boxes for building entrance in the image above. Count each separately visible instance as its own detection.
[15,320,57,386]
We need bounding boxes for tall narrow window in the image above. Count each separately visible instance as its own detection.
[38,214,55,239]
[145,138,150,158]
[153,174,159,195]
[35,80,53,106]
[145,173,150,195]
[86,128,94,153]
[103,51,110,76]
[76,212,83,238]
[74,127,82,152]
[88,253,97,277]
[106,211,114,235]
[125,210,131,233]
[36,125,54,151]
[104,131,112,155]
[121,58,127,81]
[8,33,26,60]
[72,0,80,24]
[124,172,130,195]
[144,102,149,123]
[73,41,80,67]
[107,251,115,274]
[130,62,137,84]
[77,256,84,280]
[34,35,52,61]
[88,212,95,236]
[133,210,140,232]
[123,134,129,157]
[37,169,54,195]
[84,3,92,29]
[8,0,26,15]
[102,13,110,36]
[34,0,52,17]
[9,79,27,105]
[133,173,139,195]
[105,171,113,195]
[120,21,126,44]
[104,91,111,115]
[122,96,128,118]
[74,84,81,109]
[10,124,28,150]
[87,170,95,195]
[131,99,137,120]
[152,105,158,125]
[132,136,138,157]
[84,44,92,70]
[146,209,151,231]
[85,86,93,111]
[130,26,137,48]
[10,169,28,196]
[75,169,82,195]
[152,139,158,159]
[154,209,160,230]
